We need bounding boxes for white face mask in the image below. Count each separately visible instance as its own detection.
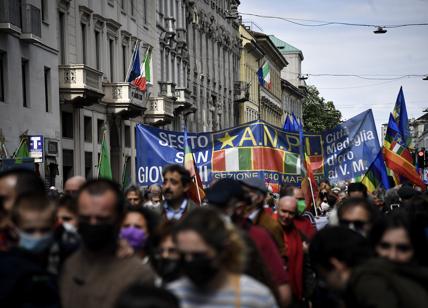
[320,202,330,212]
[63,222,78,234]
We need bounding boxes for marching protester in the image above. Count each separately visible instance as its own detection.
[60,179,155,308]
[144,184,163,209]
[347,182,369,199]
[168,207,279,308]
[125,185,145,209]
[241,177,286,255]
[337,197,379,237]
[277,196,316,306]
[205,178,291,307]
[156,165,197,224]
[149,222,182,285]
[63,176,86,197]
[120,207,159,260]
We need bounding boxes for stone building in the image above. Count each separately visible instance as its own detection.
[0,0,61,187]
[270,35,306,123]
[154,0,241,132]
[236,26,288,128]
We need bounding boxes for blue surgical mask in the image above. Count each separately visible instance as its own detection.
[18,231,53,253]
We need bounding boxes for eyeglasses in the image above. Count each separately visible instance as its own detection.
[378,242,412,253]
[339,219,368,230]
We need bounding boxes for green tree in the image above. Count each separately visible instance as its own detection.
[303,85,342,132]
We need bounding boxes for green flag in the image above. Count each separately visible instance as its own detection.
[121,156,131,189]
[13,136,30,164]
[98,131,112,179]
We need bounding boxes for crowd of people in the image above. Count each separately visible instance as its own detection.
[1,164,428,308]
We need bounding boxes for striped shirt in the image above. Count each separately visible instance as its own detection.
[167,275,278,308]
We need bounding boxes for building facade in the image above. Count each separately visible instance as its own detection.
[270,35,306,123]
[154,0,241,132]
[0,0,61,187]
[236,27,287,128]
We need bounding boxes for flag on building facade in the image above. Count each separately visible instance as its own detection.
[184,128,205,204]
[126,43,151,92]
[383,113,424,188]
[121,156,131,189]
[361,149,390,193]
[392,86,411,146]
[257,62,272,90]
[98,129,112,180]
[13,135,29,160]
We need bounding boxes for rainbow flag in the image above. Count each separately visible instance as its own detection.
[383,113,424,189]
[183,128,205,204]
[361,149,390,193]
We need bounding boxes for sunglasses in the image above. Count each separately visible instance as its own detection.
[58,215,73,222]
[378,242,412,253]
[339,219,368,230]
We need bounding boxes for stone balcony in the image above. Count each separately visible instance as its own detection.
[159,81,177,99]
[59,64,104,105]
[174,87,192,112]
[102,83,146,118]
[145,97,174,126]
[234,81,250,103]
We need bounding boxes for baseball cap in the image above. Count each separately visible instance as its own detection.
[240,177,268,194]
[205,179,246,207]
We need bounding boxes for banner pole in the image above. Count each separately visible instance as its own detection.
[308,176,318,217]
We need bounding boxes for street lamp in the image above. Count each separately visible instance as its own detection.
[373,26,387,34]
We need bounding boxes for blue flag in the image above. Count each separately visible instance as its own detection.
[393,87,410,146]
[127,45,141,82]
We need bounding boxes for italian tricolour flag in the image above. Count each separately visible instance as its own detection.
[212,147,301,174]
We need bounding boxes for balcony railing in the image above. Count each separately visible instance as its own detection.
[145,97,174,126]
[234,81,250,102]
[159,81,177,98]
[21,4,41,41]
[103,82,146,118]
[0,0,21,33]
[59,64,104,105]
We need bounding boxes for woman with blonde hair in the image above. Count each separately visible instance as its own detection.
[168,207,278,308]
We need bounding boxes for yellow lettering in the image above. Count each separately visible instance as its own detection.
[263,125,278,148]
[305,136,311,155]
[239,127,257,146]
[286,134,299,151]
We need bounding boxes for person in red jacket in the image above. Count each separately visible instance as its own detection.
[277,196,316,305]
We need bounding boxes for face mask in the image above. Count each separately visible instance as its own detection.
[18,231,53,253]
[120,226,147,251]
[63,222,78,234]
[151,257,181,283]
[320,201,330,212]
[297,199,306,214]
[79,222,117,252]
[181,255,220,287]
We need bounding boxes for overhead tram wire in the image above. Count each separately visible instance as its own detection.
[239,12,428,29]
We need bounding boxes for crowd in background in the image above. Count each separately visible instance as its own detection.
[1,164,428,308]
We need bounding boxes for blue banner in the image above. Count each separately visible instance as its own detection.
[136,109,380,189]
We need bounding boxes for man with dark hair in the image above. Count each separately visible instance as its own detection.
[156,164,197,223]
[124,185,144,208]
[338,197,378,237]
[60,179,154,308]
[0,192,60,307]
[310,227,428,308]
[347,182,368,199]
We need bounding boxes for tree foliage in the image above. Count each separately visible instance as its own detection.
[303,85,342,132]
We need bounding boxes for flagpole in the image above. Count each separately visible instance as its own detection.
[308,176,319,217]
[97,128,106,178]
[125,40,140,82]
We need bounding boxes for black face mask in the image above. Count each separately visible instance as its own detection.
[78,222,117,252]
[181,255,220,287]
[151,257,182,283]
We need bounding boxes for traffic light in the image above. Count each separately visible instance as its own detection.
[417,148,425,168]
